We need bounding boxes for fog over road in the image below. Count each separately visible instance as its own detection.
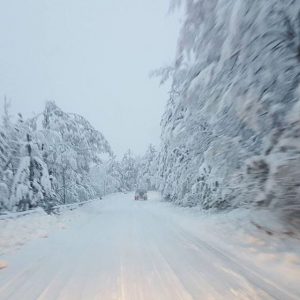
[0,193,298,300]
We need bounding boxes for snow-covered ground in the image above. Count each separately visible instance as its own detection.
[0,192,299,299]
[0,202,95,256]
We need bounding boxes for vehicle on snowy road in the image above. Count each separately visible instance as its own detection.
[134,189,148,200]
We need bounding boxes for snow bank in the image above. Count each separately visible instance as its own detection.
[148,196,300,295]
[0,200,99,255]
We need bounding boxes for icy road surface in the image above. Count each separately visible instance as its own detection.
[0,192,299,300]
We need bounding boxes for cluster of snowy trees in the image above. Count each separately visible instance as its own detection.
[0,99,159,213]
[156,0,300,226]
[90,145,159,195]
[0,101,113,212]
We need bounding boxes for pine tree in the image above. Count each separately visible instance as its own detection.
[10,133,52,211]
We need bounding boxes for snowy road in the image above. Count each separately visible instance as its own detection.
[0,193,299,300]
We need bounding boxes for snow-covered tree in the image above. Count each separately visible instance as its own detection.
[89,157,123,196]
[138,144,159,190]
[0,129,9,180]
[0,128,9,209]
[37,101,113,204]
[118,150,140,191]
[0,100,113,212]
[1,101,26,178]
[158,0,300,225]
[10,133,53,211]
[0,100,33,210]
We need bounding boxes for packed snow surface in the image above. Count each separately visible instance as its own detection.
[0,192,299,300]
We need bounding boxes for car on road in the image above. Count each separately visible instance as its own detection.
[134,189,148,201]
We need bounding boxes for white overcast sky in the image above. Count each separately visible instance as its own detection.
[0,0,180,157]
